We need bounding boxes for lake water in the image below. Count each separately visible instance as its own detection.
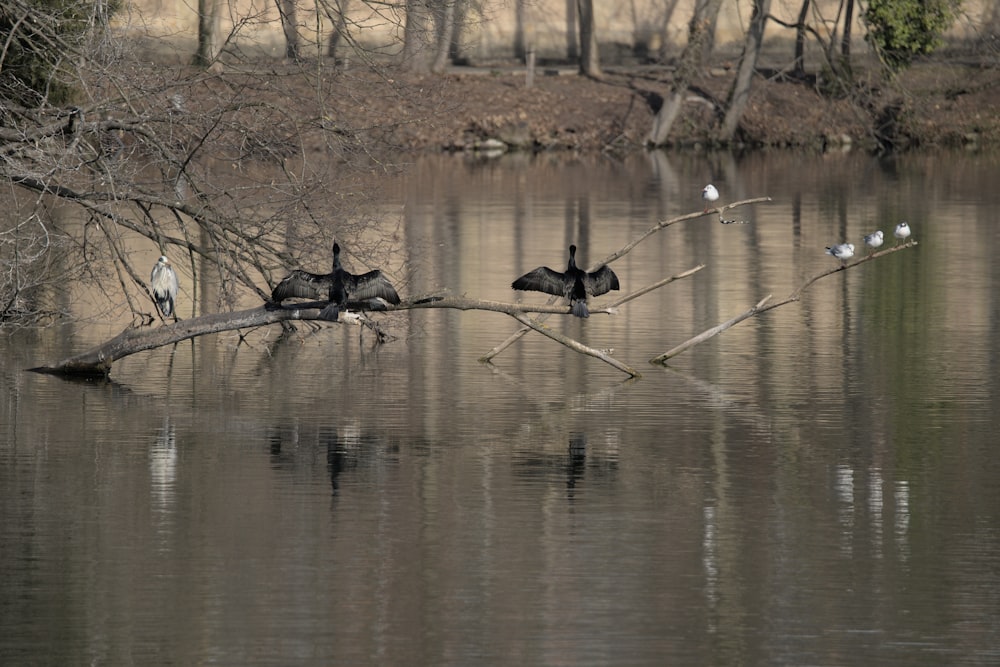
[2,149,999,665]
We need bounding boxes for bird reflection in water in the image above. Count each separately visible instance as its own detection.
[566,432,587,490]
[150,417,177,513]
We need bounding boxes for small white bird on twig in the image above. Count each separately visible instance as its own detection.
[894,221,911,244]
[826,243,855,263]
[702,184,720,212]
[863,230,884,252]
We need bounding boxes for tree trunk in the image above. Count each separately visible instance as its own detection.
[647,0,723,146]
[403,0,432,73]
[720,0,770,141]
[192,0,222,68]
[430,0,457,74]
[448,0,467,63]
[841,0,854,59]
[323,0,351,59]
[576,0,603,79]
[793,0,810,76]
[275,0,300,60]
[565,0,579,61]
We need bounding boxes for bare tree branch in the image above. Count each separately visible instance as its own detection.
[650,240,920,363]
[650,294,773,363]
[480,197,771,362]
[510,312,639,377]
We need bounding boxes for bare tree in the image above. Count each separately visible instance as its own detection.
[647,0,724,146]
[792,0,811,76]
[841,0,855,58]
[320,0,351,59]
[430,0,458,74]
[565,0,579,61]
[275,0,301,60]
[193,0,223,68]
[1,1,426,330]
[719,0,770,141]
[402,0,433,73]
[770,0,851,79]
[576,0,603,79]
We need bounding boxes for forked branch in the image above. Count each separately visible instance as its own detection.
[480,196,770,362]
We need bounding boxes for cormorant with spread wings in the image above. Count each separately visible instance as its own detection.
[271,242,400,320]
[511,244,619,318]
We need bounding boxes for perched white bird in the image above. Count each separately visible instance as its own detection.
[894,221,911,243]
[826,243,855,263]
[150,255,179,318]
[702,184,720,212]
[863,230,884,252]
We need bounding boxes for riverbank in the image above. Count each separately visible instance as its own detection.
[373,57,1000,153]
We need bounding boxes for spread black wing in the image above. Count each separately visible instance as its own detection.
[341,269,401,305]
[582,265,619,297]
[511,266,572,298]
[271,270,331,303]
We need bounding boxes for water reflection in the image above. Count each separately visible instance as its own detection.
[150,417,177,512]
[2,151,1000,665]
[895,480,910,563]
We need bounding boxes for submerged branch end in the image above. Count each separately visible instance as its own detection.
[510,312,640,378]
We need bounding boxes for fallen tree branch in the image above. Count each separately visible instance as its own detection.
[480,197,771,362]
[29,305,317,377]
[650,240,919,364]
[27,295,612,377]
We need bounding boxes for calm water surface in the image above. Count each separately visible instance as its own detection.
[2,150,1000,665]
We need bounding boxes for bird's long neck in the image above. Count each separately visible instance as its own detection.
[332,243,342,272]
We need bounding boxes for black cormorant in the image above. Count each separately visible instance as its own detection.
[271,242,400,320]
[511,244,619,318]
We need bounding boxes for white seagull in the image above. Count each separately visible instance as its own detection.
[702,184,720,212]
[826,243,855,263]
[894,221,911,243]
[863,230,884,252]
[150,255,179,318]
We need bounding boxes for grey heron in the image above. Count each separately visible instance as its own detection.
[150,255,179,318]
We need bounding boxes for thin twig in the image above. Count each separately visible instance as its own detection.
[594,197,772,268]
